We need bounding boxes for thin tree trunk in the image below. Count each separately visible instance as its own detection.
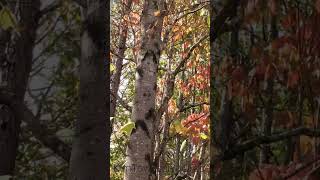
[69,0,109,179]
[174,72,185,177]
[0,0,40,175]
[110,0,133,118]
[174,135,181,175]
[157,111,169,180]
[124,0,165,179]
[260,13,278,164]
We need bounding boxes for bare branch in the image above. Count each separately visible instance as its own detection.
[22,105,71,161]
[218,127,320,161]
[38,0,62,18]
[179,102,209,112]
[211,0,241,42]
[173,35,209,76]
[111,93,132,113]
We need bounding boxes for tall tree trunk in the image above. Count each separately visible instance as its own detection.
[69,0,109,179]
[210,1,241,179]
[124,0,165,179]
[0,0,40,175]
[110,0,133,118]
[156,111,169,180]
[260,13,278,164]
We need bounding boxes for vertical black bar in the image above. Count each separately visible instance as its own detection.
[209,0,215,179]
[106,0,111,179]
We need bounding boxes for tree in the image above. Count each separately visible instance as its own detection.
[0,0,40,175]
[69,0,110,179]
[124,0,165,179]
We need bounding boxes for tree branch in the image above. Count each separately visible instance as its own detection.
[111,93,132,113]
[22,105,71,161]
[173,35,209,76]
[219,127,320,161]
[179,102,209,112]
[211,0,241,42]
[0,88,70,160]
[38,0,86,18]
[156,34,208,122]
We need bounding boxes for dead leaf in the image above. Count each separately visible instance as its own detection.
[154,10,161,17]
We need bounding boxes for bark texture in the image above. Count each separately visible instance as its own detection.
[124,0,165,179]
[69,0,109,179]
[0,0,40,175]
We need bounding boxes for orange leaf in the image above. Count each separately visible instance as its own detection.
[251,47,262,59]
[154,10,161,17]
[173,32,182,42]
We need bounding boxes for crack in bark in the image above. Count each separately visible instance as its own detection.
[132,120,150,138]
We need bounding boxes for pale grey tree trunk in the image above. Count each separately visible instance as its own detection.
[69,0,109,179]
[0,0,40,175]
[124,0,165,179]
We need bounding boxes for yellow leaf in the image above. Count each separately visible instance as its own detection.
[0,7,16,30]
[199,133,208,140]
[173,120,187,135]
[110,63,116,73]
[300,135,313,155]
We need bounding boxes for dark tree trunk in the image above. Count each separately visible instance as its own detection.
[69,0,110,179]
[0,0,40,175]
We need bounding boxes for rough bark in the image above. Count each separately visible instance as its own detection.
[69,0,109,179]
[124,0,165,179]
[0,0,40,175]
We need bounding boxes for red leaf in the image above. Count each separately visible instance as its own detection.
[191,156,200,168]
[287,71,299,88]
[191,136,200,145]
[232,66,246,81]
[316,0,320,13]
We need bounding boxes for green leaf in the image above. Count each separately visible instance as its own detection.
[56,128,74,142]
[180,139,187,152]
[0,7,16,30]
[199,133,208,140]
[120,121,135,135]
